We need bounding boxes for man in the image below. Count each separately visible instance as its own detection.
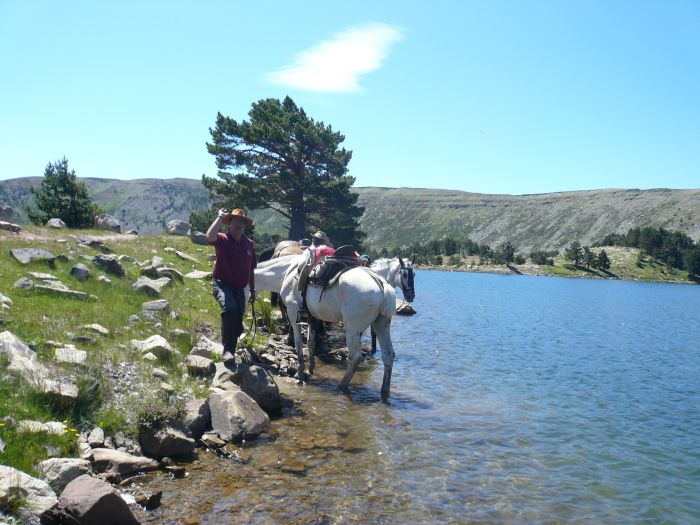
[309,231,335,265]
[206,208,256,363]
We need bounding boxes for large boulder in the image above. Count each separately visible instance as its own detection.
[139,420,195,458]
[190,231,209,245]
[133,276,172,296]
[131,334,178,360]
[70,263,91,281]
[208,387,270,442]
[1,331,79,404]
[37,457,92,493]
[46,218,66,229]
[88,448,158,480]
[93,254,125,277]
[59,475,139,525]
[0,220,21,233]
[94,214,121,233]
[165,219,191,236]
[190,335,223,359]
[183,398,210,439]
[213,363,281,413]
[0,465,58,521]
[10,248,55,265]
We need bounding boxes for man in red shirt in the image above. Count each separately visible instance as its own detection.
[206,208,257,363]
[309,231,335,265]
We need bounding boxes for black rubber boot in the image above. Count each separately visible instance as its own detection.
[221,313,237,363]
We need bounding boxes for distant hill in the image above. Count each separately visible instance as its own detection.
[2,177,699,251]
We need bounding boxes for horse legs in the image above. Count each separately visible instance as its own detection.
[371,315,395,399]
[287,305,307,383]
[279,303,295,347]
[338,330,363,393]
[370,327,377,354]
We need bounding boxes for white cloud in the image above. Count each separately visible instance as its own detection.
[266,22,403,93]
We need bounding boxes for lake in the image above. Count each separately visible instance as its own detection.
[135,271,700,524]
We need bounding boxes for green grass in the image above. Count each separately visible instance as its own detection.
[1,225,275,473]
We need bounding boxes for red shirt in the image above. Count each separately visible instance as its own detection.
[211,233,257,288]
[311,245,335,266]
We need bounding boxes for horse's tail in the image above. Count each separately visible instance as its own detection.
[379,285,397,319]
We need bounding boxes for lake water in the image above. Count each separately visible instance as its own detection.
[136,271,700,524]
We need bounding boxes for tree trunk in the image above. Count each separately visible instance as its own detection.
[289,203,306,241]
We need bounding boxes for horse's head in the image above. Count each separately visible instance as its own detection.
[397,256,416,302]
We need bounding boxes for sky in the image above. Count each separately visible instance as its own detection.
[1,0,699,195]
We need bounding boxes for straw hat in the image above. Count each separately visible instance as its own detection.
[223,208,253,226]
[313,231,328,242]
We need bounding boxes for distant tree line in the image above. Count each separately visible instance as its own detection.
[595,227,700,276]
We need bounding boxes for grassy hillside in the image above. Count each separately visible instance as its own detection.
[0,226,274,475]
[2,177,699,251]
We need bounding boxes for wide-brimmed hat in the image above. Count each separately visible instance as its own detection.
[313,231,327,241]
[223,208,253,226]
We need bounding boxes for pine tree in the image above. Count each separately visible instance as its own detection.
[27,158,104,228]
[204,96,364,246]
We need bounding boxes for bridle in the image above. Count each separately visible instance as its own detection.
[397,257,415,303]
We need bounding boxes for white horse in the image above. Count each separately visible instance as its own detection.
[253,254,397,398]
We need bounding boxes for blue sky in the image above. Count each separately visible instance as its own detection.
[1,1,698,195]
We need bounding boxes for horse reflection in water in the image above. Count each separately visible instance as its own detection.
[253,254,397,398]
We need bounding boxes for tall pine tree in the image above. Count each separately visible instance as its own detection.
[203,96,365,247]
[27,158,104,228]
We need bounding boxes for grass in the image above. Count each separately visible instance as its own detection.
[0,225,274,474]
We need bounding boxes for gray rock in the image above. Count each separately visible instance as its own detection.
[54,345,87,366]
[59,474,139,525]
[117,254,136,264]
[141,299,170,318]
[1,331,79,404]
[157,267,183,282]
[190,230,209,245]
[37,457,91,493]
[93,214,121,233]
[10,248,55,265]
[125,229,138,235]
[131,334,177,360]
[175,250,201,264]
[213,363,281,413]
[0,220,21,233]
[152,367,169,380]
[0,436,4,453]
[13,277,34,289]
[46,218,66,228]
[87,427,105,448]
[183,398,210,439]
[0,465,57,520]
[184,270,212,280]
[93,254,125,276]
[79,323,110,336]
[35,283,87,300]
[18,420,66,435]
[190,335,223,359]
[396,299,417,315]
[133,276,172,296]
[185,354,215,377]
[97,275,112,284]
[70,263,91,281]
[165,219,191,236]
[28,272,59,281]
[208,388,270,442]
[139,420,195,458]
[88,448,158,480]
[200,432,226,449]
[0,292,12,305]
